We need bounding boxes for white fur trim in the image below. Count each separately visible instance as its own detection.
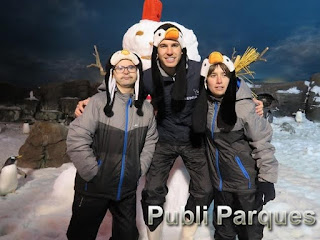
[200,59,210,78]
[108,70,116,103]
[110,50,139,66]
[134,69,140,101]
[223,55,235,72]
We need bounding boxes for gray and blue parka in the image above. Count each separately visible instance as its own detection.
[67,91,158,201]
[205,79,278,193]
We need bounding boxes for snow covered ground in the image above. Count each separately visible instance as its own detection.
[0,115,319,240]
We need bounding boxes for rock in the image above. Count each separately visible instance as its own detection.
[305,73,320,122]
[252,81,308,117]
[257,93,279,122]
[34,80,91,110]
[18,121,70,168]
[18,143,43,168]
[59,97,79,119]
[279,122,295,134]
[0,106,21,122]
[20,99,39,120]
[35,110,63,121]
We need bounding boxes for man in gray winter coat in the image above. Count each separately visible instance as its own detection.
[66,50,158,240]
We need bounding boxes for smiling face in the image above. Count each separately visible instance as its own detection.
[157,39,182,75]
[113,59,137,93]
[207,64,230,97]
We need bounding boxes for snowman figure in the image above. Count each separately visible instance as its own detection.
[122,0,201,70]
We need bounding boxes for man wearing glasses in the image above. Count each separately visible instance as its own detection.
[66,50,158,240]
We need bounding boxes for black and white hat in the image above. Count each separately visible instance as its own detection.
[104,49,146,117]
[153,25,185,48]
[200,51,235,89]
[151,23,188,119]
[193,51,237,133]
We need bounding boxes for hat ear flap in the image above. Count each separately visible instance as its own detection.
[151,46,165,120]
[217,71,237,131]
[192,76,208,134]
[171,48,187,112]
[108,73,116,103]
[134,69,140,101]
[104,57,115,117]
[172,47,187,101]
[133,53,146,116]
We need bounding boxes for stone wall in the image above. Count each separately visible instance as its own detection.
[0,80,99,123]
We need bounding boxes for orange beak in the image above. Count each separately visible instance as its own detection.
[208,52,223,64]
[165,27,179,41]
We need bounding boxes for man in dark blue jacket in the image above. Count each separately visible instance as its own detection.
[140,23,213,239]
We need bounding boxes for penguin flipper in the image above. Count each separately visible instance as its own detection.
[17,168,27,178]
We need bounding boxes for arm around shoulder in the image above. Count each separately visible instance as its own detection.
[139,103,158,176]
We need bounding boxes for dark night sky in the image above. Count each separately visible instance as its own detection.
[1,0,319,87]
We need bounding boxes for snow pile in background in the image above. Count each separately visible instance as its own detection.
[277,87,301,94]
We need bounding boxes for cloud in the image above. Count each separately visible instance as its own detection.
[265,26,320,80]
[47,0,99,28]
[0,49,102,87]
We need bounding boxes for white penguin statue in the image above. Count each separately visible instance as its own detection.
[0,156,24,195]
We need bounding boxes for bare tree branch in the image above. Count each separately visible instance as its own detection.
[87,45,106,76]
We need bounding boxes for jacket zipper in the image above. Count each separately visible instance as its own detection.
[116,97,132,200]
[211,102,219,139]
[235,156,251,189]
[216,149,223,191]
[211,102,223,191]
[79,196,84,207]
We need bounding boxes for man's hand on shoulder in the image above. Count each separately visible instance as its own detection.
[253,98,264,117]
[75,98,90,117]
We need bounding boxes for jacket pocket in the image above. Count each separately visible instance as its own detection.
[235,156,251,189]
[84,159,102,192]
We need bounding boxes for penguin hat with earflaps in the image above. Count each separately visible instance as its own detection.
[104,49,146,117]
[151,23,188,117]
[193,51,237,133]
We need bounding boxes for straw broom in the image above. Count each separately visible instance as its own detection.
[232,46,269,98]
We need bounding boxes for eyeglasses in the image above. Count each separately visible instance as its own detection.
[114,65,137,73]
